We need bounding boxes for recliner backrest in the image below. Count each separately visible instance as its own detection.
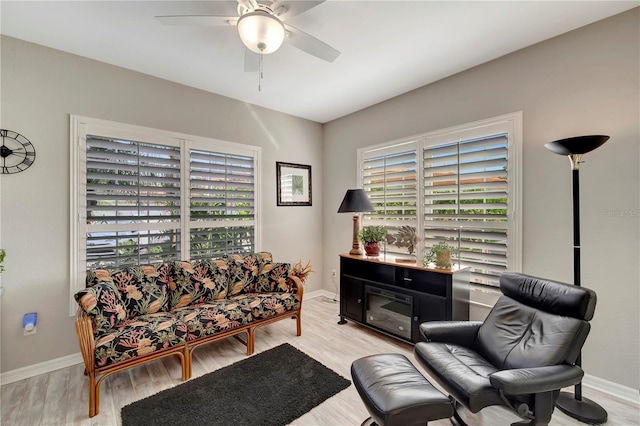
[475,273,596,370]
[499,272,596,321]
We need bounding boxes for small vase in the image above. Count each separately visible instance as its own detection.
[364,242,380,256]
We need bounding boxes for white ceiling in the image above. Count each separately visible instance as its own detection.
[1,1,637,123]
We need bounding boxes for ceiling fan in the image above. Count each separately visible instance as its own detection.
[156,0,340,72]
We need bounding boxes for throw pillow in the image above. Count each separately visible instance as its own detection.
[75,281,128,334]
[261,262,291,293]
[225,252,273,296]
[109,265,171,317]
[170,259,229,309]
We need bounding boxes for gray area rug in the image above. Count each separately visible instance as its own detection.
[121,343,351,426]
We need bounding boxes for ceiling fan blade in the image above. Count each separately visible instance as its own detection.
[155,15,237,27]
[241,0,260,12]
[272,1,325,21]
[244,49,259,72]
[284,24,340,63]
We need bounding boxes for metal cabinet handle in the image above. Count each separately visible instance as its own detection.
[357,299,362,304]
[413,316,419,322]
[403,277,413,282]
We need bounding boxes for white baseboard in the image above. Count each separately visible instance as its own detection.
[583,373,640,405]
[303,289,339,301]
[1,352,84,385]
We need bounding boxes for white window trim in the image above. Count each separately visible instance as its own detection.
[69,115,262,315]
[357,112,523,282]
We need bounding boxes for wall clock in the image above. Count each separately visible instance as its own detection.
[0,129,36,174]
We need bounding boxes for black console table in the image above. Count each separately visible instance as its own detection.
[338,254,470,343]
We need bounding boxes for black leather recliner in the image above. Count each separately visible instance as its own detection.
[414,272,597,426]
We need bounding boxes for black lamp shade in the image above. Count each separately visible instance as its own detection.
[337,189,374,213]
[544,135,609,156]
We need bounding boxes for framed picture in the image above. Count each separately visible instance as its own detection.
[276,162,312,206]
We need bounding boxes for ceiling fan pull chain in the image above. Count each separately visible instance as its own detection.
[258,48,264,92]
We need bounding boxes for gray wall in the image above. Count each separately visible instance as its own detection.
[323,9,639,389]
[0,36,324,372]
[1,8,638,391]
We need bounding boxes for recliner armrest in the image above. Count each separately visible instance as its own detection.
[490,365,584,395]
[419,321,482,348]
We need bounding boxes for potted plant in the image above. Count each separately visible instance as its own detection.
[291,259,314,285]
[424,241,456,269]
[0,248,5,273]
[386,226,421,261]
[358,226,387,256]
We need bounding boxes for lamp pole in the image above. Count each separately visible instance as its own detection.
[571,158,581,291]
[545,136,609,424]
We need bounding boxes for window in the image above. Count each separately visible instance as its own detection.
[359,112,522,287]
[85,137,182,267]
[189,149,256,259]
[70,116,261,313]
[361,143,418,257]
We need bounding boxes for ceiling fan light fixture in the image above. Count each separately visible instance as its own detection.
[237,10,285,54]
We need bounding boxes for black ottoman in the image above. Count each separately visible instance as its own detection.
[351,354,453,426]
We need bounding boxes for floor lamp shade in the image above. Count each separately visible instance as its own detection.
[544,135,609,156]
[338,189,375,255]
[544,134,609,424]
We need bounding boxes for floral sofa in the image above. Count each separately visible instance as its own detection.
[74,252,303,418]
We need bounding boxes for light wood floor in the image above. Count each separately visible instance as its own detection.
[2,297,639,426]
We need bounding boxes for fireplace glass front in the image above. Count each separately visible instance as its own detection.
[364,285,412,340]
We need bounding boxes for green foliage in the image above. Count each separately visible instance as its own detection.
[117,239,138,265]
[424,241,456,269]
[431,188,507,218]
[0,248,5,273]
[292,175,304,195]
[358,226,387,243]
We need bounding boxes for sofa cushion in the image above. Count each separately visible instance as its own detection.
[75,281,128,334]
[226,252,292,296]
[109,265,172,318]
[258,262,291,293]
[173,300,253,340]
[231,292,300,320]
[93,312,187,368]
[170,260,229,309]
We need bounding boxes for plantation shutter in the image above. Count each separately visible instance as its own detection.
[423,134,508,286]
[189,149,255,259]
[85,136,181,268]
[362,144,418,256]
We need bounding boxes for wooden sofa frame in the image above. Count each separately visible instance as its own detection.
[75,282,303,418]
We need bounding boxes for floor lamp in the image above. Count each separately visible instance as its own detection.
[544,135,609,424]
[337,189,375,255]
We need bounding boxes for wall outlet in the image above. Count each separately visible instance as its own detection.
[331,269,337,278]
[24,325,37,336]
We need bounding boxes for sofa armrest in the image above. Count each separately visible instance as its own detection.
[289,275,304,301]
[75,309,96,374]
[419,321,482,348]
[490,365,584,395]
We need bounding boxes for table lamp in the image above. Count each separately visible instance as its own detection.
[337,189,375,255]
